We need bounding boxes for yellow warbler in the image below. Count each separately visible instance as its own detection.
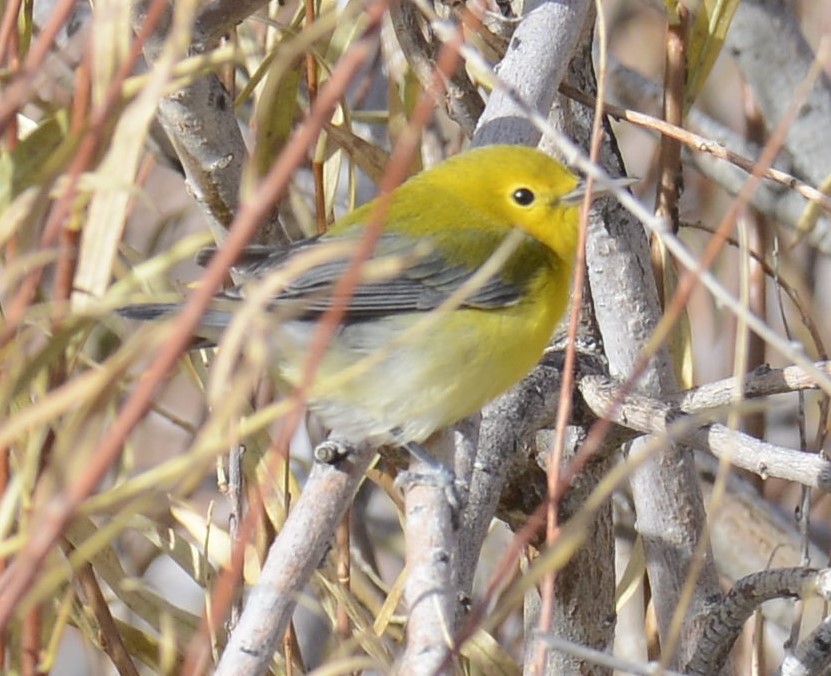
[123,145,587,446]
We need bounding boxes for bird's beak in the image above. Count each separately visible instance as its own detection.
[561,176,639,205]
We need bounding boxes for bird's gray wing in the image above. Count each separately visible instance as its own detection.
[203,231,523,320]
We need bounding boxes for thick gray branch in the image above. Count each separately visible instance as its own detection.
[192,0,269,50]
[727,0,831,186]
[389,1,483,136]
[696,453,828,634]
[154,77,246,240]
[472,0,591,147]
[726,0,831,247]
[779,614,831,676]
[132,0,286,247]
[669,362,831,412]
[687,567,831,676]
[400,430,459,674]
[570,46,722,676]
[462,3,617,670]
[214,443,375,676]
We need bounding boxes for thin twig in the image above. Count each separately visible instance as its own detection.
[65,543,141,676]
[558,82,831,217]
[225,446,244,630]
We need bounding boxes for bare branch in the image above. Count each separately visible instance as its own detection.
[131,0,283,247]
[471,0,591,147]
[400,430,459,674]
[389,0,483,137]
[579,374,831,491]
[727,0,831,188]
[71,554,142,676]
[214,442,375,676]
[687,568,831,676]
[606,60,831,251]
[573,35,723,674]
[670,362,831,412]
[696,453,829,633]
[726,0,831,249]
[779,613,831,676]
[192,0,269,50]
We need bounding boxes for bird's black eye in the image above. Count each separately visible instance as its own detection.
[512,187,535,206]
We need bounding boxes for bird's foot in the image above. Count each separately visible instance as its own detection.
[396,441,463,521]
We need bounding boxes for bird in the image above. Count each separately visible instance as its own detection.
[121,145,590,449]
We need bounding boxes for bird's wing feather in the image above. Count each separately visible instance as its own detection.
[201,230,524,320]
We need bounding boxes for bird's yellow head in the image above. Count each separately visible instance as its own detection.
[420,145,584,263]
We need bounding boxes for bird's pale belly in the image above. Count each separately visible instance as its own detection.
[275,293,562,444]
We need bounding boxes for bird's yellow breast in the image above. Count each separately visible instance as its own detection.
[275,257,570,445]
